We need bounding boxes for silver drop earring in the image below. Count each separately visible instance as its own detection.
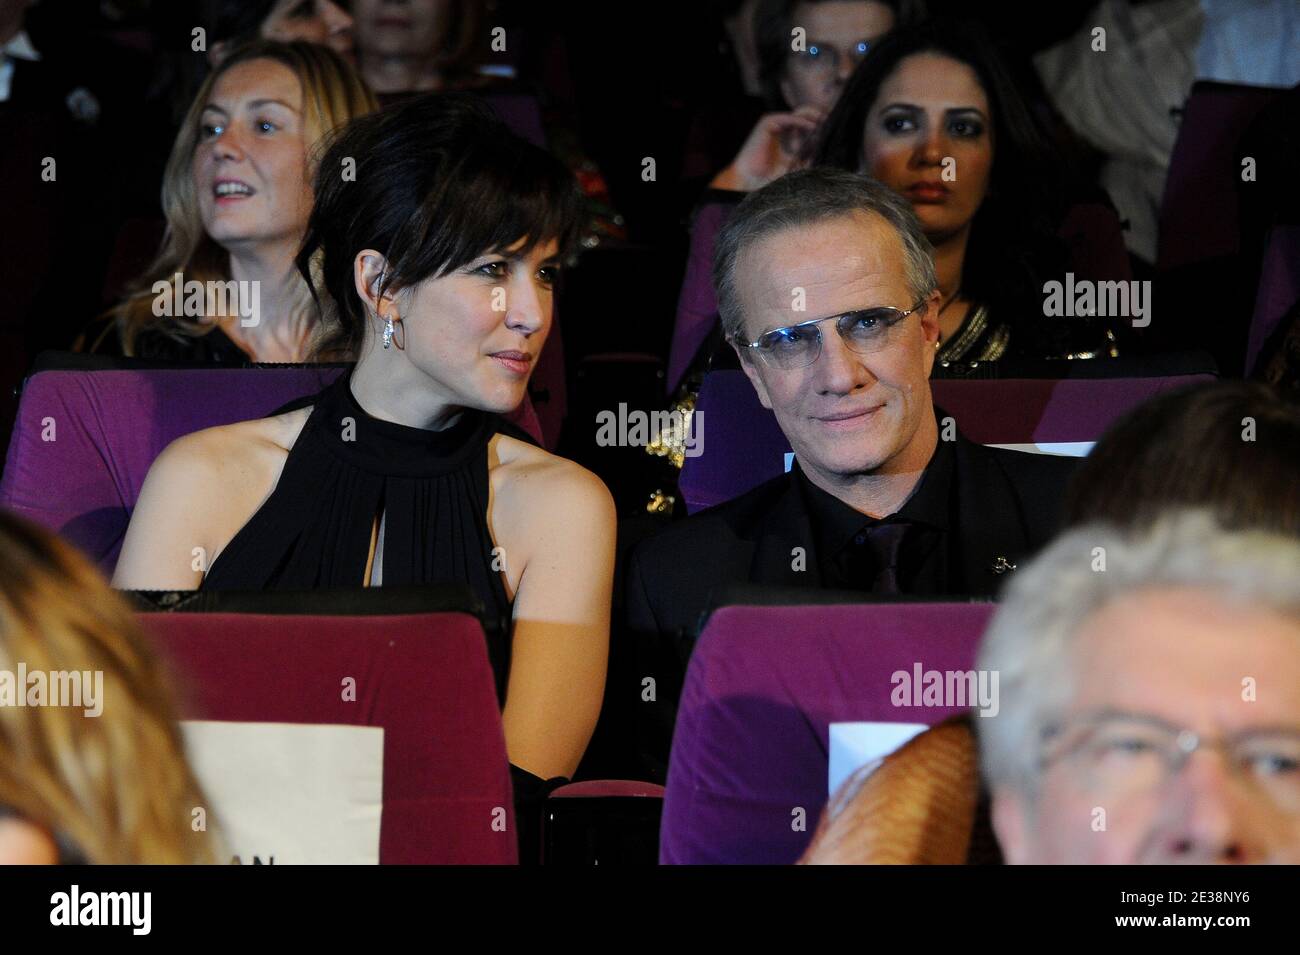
[378,268,394,349]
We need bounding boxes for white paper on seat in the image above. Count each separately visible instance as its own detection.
[828,721,928,797]
[787,443,1091,473]
[985,441,1094,457]
[181,720,384,865]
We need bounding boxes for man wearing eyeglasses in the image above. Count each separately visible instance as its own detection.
[625,167,1077,780]
[979,512,1300,863]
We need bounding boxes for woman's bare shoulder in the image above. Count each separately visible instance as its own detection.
[117,407,316,589]
[489,434,615,529]
[149,407,313,493]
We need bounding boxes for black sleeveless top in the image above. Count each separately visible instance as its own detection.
[200,371,535,698]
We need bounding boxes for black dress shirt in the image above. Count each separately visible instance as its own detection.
[795,435,955,595]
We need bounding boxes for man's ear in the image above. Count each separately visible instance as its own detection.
[353,250,398,319]
[734,343,775,411]
[919,287,943,377]
[990,786,1033,865]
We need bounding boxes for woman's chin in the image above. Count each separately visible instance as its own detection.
[914,209,973,245]
[471,382,530,417]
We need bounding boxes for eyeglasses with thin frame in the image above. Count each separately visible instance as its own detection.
[789,39,872,74]
[733,300,927,370]
[1038,710,1300,814]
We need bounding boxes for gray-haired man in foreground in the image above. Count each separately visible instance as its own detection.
[979,510,1300,864]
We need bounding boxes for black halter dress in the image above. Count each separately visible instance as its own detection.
[200,371,535,700]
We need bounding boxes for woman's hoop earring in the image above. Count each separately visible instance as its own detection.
[381,314,405,351]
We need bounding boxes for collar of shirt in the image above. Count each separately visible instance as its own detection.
[794,427,955,563]
[0,30,41,103]
[3,30,41,62]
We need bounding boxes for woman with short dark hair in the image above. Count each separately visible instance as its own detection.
[113,95,616,796]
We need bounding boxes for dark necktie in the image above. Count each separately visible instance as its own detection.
[859,521,910,595]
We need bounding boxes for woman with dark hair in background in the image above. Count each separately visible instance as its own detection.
[113,96,615,838]
[814,18,1117,368]
[1062,380,1300,537]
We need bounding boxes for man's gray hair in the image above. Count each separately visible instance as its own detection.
[712,167,938,343]
[976,509,1300,798]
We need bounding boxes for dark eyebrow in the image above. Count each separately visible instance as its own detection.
[877,102,988,120]
[497,247,563,264]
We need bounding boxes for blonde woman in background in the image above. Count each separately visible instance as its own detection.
[0,511,218,864]
[78,40,377,363]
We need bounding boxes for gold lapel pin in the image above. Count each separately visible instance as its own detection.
[990,556,1017,575]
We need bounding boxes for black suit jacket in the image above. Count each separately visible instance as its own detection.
[622,433,1079,781]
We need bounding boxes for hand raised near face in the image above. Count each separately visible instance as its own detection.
[709,105,826,192]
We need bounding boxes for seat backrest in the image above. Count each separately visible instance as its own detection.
[1158,80,1284,270]
[1246,224,1300,376]
[678,370,1216,512]
[659,601,995,864]
[667,200,734,393]
[0,364,543,572]
[481,91,547,147]
[1057,201,1133,284]
[139,610,516,864]
[527,303,566,449]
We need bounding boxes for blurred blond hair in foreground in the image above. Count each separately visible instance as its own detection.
[0,511,218,864]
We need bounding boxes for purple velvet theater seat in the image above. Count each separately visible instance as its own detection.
[1057,202,1133,284]
[678,370,1216,512]
[1245,224,1300,376]
[660,601,995,865]
[1158,80,1284,270]
[140,609,516,864]
[0,366,543,573]
[481,91,546,148]
[667,200,736,394]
